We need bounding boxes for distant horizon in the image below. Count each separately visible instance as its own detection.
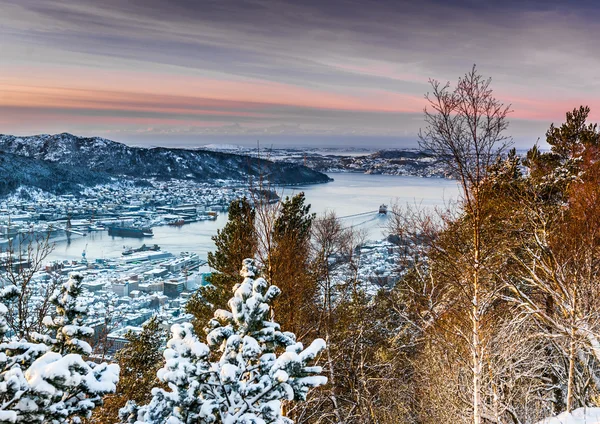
[1,131,548,152]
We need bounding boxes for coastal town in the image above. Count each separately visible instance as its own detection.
[0,173,406,357]
[0,178,249,244]
[202,145,450,177]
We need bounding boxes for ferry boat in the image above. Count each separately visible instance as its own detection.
[378,204,388,215]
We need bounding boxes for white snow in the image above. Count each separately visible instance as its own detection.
[538,408,600,424]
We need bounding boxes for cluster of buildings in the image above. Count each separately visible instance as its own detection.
[201,145,449,178]
[1,236,407,357]
[317,154,447,177]
[0,179,250,244]
[0,235,410,361]
[0,179,249,355]
[326,238,412,295]
[258,148,449,177]
[41,247,211,355]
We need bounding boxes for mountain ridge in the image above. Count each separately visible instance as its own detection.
[0,133,332,190]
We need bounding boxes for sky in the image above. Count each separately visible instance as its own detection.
[1,0,600,148]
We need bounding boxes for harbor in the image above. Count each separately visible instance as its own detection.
[0,173,459,355]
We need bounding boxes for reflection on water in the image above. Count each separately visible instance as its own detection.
[46,173,460,262]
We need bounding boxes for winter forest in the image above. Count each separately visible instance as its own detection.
[3,66,600,424]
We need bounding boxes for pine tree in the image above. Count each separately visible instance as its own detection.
[42,272,94,355]
[123,259,326,424]
[268,193,317,338]
[524,106,600,203]
[502,107,600,414]
[0,273,119,423]
[91,317,165,423]
[0,285,36,424]
[186,198,257,336]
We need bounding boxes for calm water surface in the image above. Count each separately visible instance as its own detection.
[46,173,460,262]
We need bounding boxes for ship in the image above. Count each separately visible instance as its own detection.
[108,225,153,238]
[167,218,186,226]
[378,204,388,215]
[197,211,218,221]
[122,244,161,255]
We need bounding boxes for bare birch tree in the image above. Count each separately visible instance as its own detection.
[418,65,512,424]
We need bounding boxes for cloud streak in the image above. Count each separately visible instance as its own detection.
[1,0,599,146]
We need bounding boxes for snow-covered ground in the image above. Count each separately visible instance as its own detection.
[538,408,600,424]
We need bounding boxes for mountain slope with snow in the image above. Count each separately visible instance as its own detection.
[0,150,110,196]
[0,133,332,185]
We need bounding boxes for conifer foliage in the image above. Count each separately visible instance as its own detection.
[0,273,119,423]
[43,272,94,355]
[92,317,165,423]
[268,193,317,338]
[122,259,327,424]
[186,197,257,336]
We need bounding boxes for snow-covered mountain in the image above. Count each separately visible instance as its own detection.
[0,133,331,186]
[0,149,110,196]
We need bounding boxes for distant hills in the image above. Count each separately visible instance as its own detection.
[0,133,331,196]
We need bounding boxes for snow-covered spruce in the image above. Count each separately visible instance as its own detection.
[39,272,94,355]
[122,259,327,424]
[0,273,119,424]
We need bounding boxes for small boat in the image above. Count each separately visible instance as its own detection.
[167,218,185,226]
[198,211,218,221]
[378,204,388,215]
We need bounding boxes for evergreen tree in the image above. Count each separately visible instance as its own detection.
[268,193,317,339]
[91,317,165,423]
[122,259,326,424]
[42,272,94,355]
[0,285,36,424]
[524,106,600,203]
[0,273,119,423]
[186,198,257,336]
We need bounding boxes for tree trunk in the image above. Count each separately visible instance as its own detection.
[326,336,343,424]
[566,321,577,411]
[472,201,482,424]
[472,278,481,424]
[544,295,565,414]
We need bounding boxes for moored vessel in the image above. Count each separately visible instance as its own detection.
[108,225,153,238]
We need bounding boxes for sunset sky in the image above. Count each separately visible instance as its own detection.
[1,0,600,148]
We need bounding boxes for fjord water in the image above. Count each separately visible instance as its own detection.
[46,173,460,262]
